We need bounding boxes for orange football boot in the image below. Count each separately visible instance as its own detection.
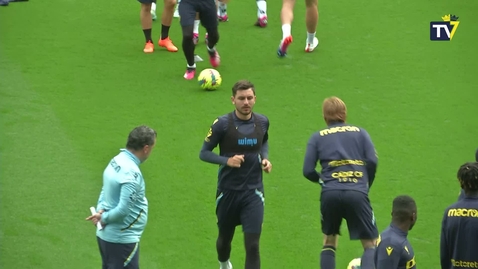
[143,41,154,53]
[158,37,178,52]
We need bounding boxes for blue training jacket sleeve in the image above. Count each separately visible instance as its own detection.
[96,186,106,212]
[261,140,269,160]
[199,118,229,165]
[375,243,402,269]
[302,134,321,183]
[101,172,137,224]
[362,130,378,188]
[440,212,451,269]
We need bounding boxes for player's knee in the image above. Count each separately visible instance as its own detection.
[360,239,377,249]
[216,235,233,250]
[206,29,219,39]
[305,0,317,7]
[182,26,194,39]
[141,3,152,12]
[282,0,295,9]
[183,31,193,40]
[163,0,176,8]
[323,234,338,248]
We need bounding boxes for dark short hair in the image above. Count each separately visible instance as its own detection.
[392,195,416,222]
[232,80,255,96]
[458,162,478,192]
[126,125,157,151]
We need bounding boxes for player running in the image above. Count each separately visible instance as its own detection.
[199,80,272,269]
[277,0,319,56]
[140,0,178,53]
[179,0,221,79]
[302,96,379,269]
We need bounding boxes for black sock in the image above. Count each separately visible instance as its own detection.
[161,24,170,40]
[143,29,152,43]
[320,246,336,269]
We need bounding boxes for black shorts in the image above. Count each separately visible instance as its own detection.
[179,0,217,30]
[137,0,156,4]
[97,237,140,269]
[320,190,378,240]
[216,188,265,234]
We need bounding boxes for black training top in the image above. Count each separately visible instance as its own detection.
[200,111,269,191]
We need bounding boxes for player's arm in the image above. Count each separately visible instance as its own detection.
[100,172,137,224]
[260,117,270,160]
[440,213,451,269]
[95,186,106,213]
[199,118,229,165]
[375,243,402,269]
[302,134,321,183]
[362,130,378,188]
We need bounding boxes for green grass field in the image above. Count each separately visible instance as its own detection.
[1,0,477,268]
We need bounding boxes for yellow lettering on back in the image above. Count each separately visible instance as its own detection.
[319,126,360,136]
[447,208,478,218]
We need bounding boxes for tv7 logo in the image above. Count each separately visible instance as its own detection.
[430,14,460,41]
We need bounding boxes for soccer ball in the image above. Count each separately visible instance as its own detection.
[347,258,361,269]
[198,68,222,91]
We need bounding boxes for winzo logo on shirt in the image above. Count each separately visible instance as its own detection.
[238,137,258,146]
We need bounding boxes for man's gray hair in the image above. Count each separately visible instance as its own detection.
[126,125,157,150]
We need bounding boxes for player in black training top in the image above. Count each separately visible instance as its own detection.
[441,162,478,269]
[199,80,272,269]
[302,96,379,269]
[457,149,478,200]
[374,195,417,269]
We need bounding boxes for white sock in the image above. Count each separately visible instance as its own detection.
[218,2,227,16]
[187,63,196,69]
[282,24,291,40]
[151,2,156,12]
[207,45,216,52]
[193,20,200,34]
[307,32,316,43]
[219,260,230,269]
[257,0,267,18]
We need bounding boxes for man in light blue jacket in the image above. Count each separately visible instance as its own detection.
[86,125,157,269]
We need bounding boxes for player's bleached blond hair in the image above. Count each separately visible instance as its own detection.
[322,96,347,124]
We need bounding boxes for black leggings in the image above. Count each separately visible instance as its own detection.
[216,229,261,269]
[181,25,219,66]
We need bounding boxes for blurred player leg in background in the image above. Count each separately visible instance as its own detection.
[151,0,157,20]
[180,0,220,80]
[277,0,318,57]
[254,0,268,28]
[201,0,221,69]
[193,13,201,45]
[179,0,198,79]
[140,0,155,53]
[158,0,179,52]
[304,0,319,52]
[217,0,228,22]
